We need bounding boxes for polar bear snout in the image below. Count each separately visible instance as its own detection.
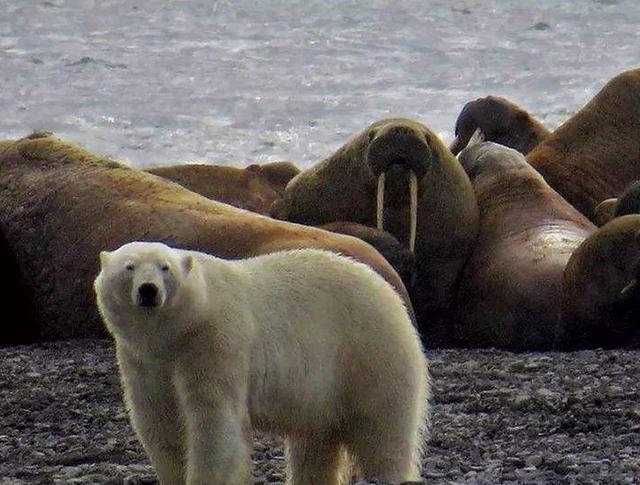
[135,282,164,308]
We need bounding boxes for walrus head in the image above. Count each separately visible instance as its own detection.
[450,96,549,156]
[271,118,442,253]
[366,120,433,252]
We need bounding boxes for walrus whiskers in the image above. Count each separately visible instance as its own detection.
[409,170,418,253]
[377,172,386,231]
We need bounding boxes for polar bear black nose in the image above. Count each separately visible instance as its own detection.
[137,283,159,307]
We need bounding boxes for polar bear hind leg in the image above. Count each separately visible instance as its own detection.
[285,435,350,485]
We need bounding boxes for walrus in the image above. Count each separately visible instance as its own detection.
[526,68,640,221]
[271,118,480,346]
[593,180,640,226]
[615,180,640,218]
[561,215,640,349]
[0,133,410,343]
[0,229,38,345]
[450,96,551,156]
[593,198,619,227]
[456,135,595,351]
[318,222,417,290]
[146,161,300,215]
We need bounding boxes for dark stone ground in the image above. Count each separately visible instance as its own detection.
[1,340,639,484]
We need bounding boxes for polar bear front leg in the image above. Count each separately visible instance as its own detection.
[174,359,252,485]
[117,346,186,484]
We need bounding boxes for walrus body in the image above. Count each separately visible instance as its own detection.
[147,161,299,215]
[561,215,640,349]
[272,118,479,346]
[0,229,38,344]
[457,141,595,351]
[526,68,640,221]
[0,133,409,343]
[450,96,551,156]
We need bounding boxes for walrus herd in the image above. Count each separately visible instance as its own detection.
[1,67,639,351]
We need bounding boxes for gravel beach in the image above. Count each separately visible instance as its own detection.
[1,340,638,484]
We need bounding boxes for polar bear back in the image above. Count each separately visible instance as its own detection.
[197,248,425,435]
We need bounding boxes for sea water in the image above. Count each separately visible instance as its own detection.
[0,0,638,169]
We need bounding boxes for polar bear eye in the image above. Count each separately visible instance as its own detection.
[161,264,171,273]
[125,263,135,271]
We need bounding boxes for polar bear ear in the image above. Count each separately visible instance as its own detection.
[99,251,112,268]
[182,255,193,275]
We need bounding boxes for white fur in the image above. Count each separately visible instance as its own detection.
[94,242,430,485]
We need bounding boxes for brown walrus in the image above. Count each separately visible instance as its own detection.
[456,135,595,351]
[449,96,551,156]
[593,198,619,227]
[271,118,480,346]
[146,161,300,215]
[615,180,640,218]
[0,133,410,343]
[0,229,38,345]
[318,222,417,290]
[593,180,640,226]
[561,215,640,349]
[526,68,640,222]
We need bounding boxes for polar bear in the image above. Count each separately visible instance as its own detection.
[94,241,430,485]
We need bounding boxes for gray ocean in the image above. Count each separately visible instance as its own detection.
[1,0,638,169]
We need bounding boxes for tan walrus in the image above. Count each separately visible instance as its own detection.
[456,134,595,350]
[526,68,640,221]
[450,95,551,156]
[560,215,640,349]
[0,133,410,343]
[146,161,300,215]
[271,118,479,346]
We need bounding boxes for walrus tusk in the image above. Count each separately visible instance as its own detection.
[409,170,417,253]
[377,172,386,231]
[620,278,637,299]
[467,127,485,148]
[376,170,418,253]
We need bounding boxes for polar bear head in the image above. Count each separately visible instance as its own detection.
[94,242,195,336]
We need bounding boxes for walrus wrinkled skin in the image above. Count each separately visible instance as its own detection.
[318,222,417,290]
[526,68,640,222]
[450,96,551,156]
[561,216,640,349]
[0,133,410,343]
[272,118,480,346]
[146,161,300,215]
[457,141,595,351]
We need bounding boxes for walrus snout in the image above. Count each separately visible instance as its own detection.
[136,282,162,308]
[366,125,432,179]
